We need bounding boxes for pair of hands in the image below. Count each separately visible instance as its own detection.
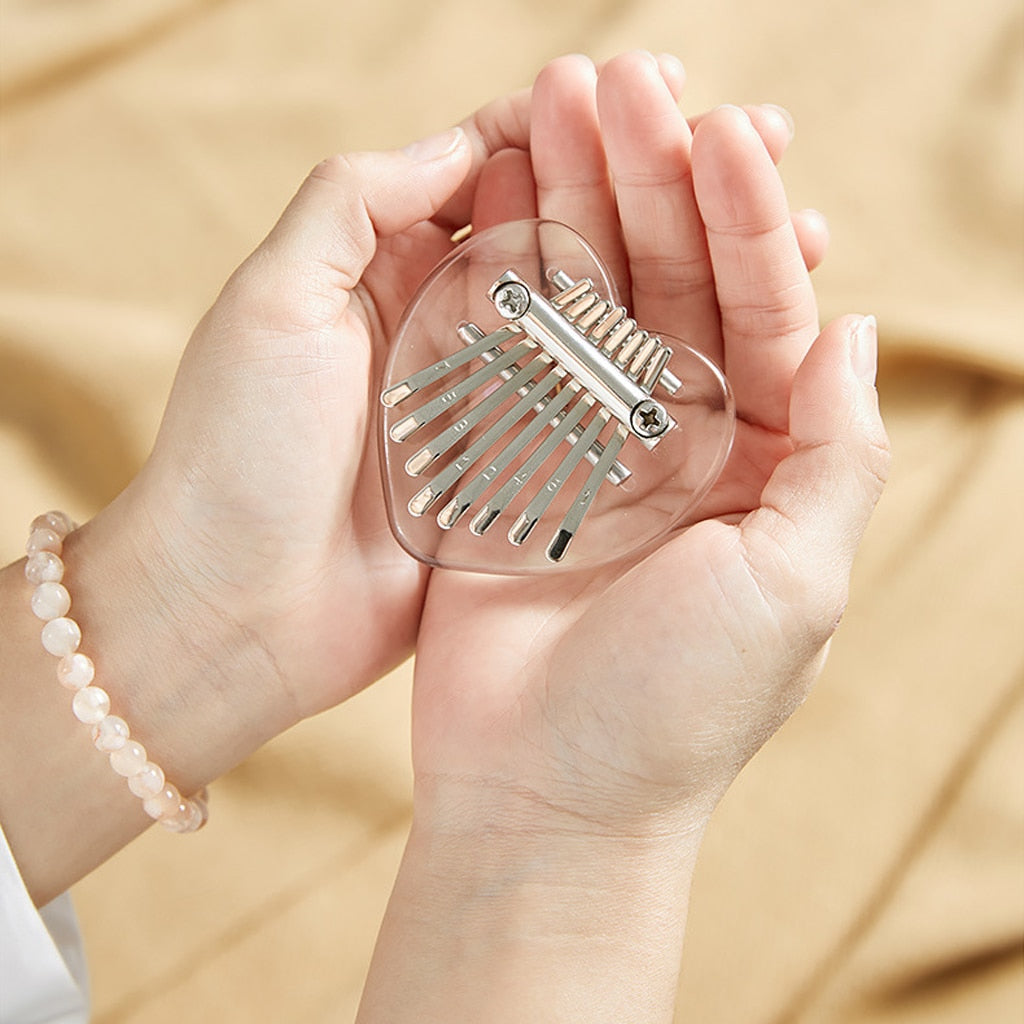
[113,52,888,838]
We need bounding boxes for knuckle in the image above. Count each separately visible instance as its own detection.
[719,284,817,344]
[307,152,355,186]
[861,431,892,495]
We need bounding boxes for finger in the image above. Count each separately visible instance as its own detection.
[592,50,687,100]
[471,148,538,231]
[692,105,819,432]
[687,104,795,165]
[442,52,682,250]
[654,52,687,100]
[793,208,829,271]
[530,54,628,288]
[596,51,721,357]
[434,87,532,231]
[223,132,473,331]
[740,315,890,643]
[592,51,687,100]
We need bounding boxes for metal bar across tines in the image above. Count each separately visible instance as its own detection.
[490,270,668,446]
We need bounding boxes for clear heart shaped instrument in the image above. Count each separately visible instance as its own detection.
[378,220,735,574]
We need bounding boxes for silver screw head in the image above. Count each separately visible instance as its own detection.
[493,282,531,320]
[630,399,670,438]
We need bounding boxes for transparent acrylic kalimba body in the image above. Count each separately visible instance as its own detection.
[378,219,735,575]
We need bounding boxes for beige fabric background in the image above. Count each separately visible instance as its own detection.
[2,0,1022,1020]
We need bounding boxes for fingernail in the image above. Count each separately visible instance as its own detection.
[402,126,465,163]
[797,207,830,240]
[656,52,686,79]
[713,103,754,128]
[797,207,827,225]
[762,103,795,140]
[850,315,878,385]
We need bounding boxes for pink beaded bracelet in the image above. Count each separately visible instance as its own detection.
[26,511,208,833]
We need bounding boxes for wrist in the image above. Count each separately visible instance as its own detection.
[0,497,294,905]
[358,776,708,1024]
[65,490,297,791]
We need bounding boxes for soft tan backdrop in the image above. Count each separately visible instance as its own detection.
[1,1,1022,1021]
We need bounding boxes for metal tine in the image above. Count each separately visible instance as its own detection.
[545,274,624,349]
[551,278,592,307]
[564,292,599,320]
[381,325,519,407]
[408,364,565,518]
[641,347,673,393]
[405,354,551,476]
[437,377,580,530]
[389,339,535,442]
[600,317,636,356]
[613,329,649,368]
[549,268,684,396]
[628,336,661,378]
[547,424,630,562]
[575,298,613,333]
[469,394,593,536]
[460,321,632,488]
[590,304,626,342]
[509,408,611,546]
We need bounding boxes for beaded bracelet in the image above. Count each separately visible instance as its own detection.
[25,511,208,833]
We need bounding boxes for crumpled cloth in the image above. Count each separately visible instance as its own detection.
[1,1,1021,1020]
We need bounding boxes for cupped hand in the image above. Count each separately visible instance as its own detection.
[410,53,889,836]
[93,97,543,730]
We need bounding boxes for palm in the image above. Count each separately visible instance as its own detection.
[412,423,795,814]
[410,55,825,819]
[135,227,447,715]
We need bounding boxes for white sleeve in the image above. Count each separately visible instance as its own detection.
[0,821,89,1024]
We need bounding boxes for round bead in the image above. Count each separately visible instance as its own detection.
[57,652,95,690]
[26,527,62,556]
[190,797,209,831]
[159,800,192,832]
[110,740,148,777]
[31,581,71,621]
[160,799,206,833]
[143,784,182,821]
[25,550,64,585]
[92,715,130,751]
[41,617,81,656]
[71,686,111,724]
[31,511,74,539]
[127,762,166,798]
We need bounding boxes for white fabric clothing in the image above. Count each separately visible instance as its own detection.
[0,822,88,1023]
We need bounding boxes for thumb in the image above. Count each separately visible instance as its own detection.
[740,314,891,638]
[220,128,472,326]
[270,127,471,268]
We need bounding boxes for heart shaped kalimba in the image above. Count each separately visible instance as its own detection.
[378,220,735,575]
